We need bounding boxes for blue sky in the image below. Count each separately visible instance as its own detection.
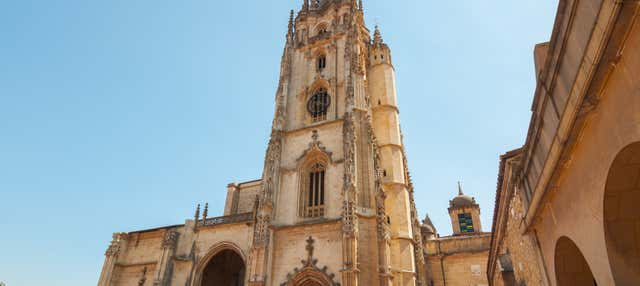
[0,1,557,285]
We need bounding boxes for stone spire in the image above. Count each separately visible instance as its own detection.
[373,25,384,46]
[423,214,434,227]
[194,203,200,222]
[458,181,464,196]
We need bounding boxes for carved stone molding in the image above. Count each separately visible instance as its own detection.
[105,232,128,257]
[297,130,334,165]
[137,267,148,286]
[162,230,179,250]
[280,237,341,286]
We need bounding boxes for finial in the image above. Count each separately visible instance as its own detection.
[306,236,315,259]
[194,204,201,221]
[359,0,363,10]
[423,214,433,226]
[302,0,309,11]
[203,203,209,220]
[458,181,464,196]
[373,25,383,46]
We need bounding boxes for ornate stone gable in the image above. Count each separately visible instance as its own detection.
[280,237,341,286]
[297,130,334,164]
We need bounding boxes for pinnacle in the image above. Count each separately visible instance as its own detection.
[373,25,384,46]
[288,10,294,34]
[423,214,434,226]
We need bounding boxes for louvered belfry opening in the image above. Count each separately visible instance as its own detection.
[301,162,326,218]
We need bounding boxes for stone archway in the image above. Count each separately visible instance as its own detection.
[195,242,247,286]
[201,249,245,286]
[604,142,640,285]
[554,236,596,286]
[299,280,324,286]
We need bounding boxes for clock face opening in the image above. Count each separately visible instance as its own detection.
[307,89,331,122]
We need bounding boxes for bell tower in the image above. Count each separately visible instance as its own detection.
[247,1,425,286]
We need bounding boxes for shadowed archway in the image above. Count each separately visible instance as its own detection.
[554,236,596,286]
[201,249,245,286]
[604,141,640,285]
[299,281,323,286]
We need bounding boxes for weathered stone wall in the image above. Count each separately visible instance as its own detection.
[426,251,489,286]
[236,183,261,214]
[425,234,491,256]
[269,221,344,286]
[424,234,490,286]
[111,264,155,286]
[530,6,640,286]
[505,1,640,285]
[491,187,546,286]
[276,121,345,226]
[357,217,381,286]
[102,220,253,286]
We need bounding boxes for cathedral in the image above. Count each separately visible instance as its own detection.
[98,0,640,285]
[99,1,434,285]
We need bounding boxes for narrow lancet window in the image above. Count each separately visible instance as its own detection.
[300,162,326,218]
[317,55,326,70]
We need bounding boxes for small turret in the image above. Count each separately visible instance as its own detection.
[421,214,437,240]
[448,182,483,235]
[369,26,392,67]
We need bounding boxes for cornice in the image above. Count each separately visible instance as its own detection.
[285,118,344,136]
[271,218,341,230]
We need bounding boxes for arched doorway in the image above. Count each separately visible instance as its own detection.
[554,236,596,285]
[604,142,640,285]
[201,249,245,286]
[299,282,323,286]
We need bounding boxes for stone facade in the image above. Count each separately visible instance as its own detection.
[488,0,640,285]
[488,150,547,286]
[98,1,426,286]
[422,186,491,286]
[97,1,640,285]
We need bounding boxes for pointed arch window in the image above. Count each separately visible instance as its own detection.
[300,162,326,218]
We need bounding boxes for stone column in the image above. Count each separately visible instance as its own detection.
[98,233,128,286]
[153,229,179,286]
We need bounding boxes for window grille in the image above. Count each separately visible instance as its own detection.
[307,88,330,123]
[317,55,327,70]
[300,163,326,218]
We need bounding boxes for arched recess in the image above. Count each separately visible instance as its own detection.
[296,131,333,218]
[604,141,640,285]
[194,242,247,286]
[554,236,596,286]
